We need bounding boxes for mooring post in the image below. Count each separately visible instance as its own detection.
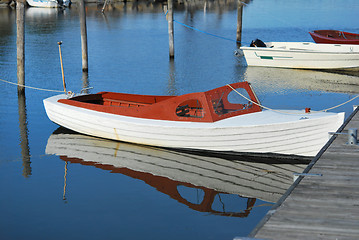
[16,0,25,93]
[236,0,244,48]
[57,42,67,93]
[101,0,109,13]
[79,0,88,72]
[167,0,174,59]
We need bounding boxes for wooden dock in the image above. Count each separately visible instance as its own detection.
[248,106,359,239]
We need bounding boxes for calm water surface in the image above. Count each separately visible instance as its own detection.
[1,0,359,239]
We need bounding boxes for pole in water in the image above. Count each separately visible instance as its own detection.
[58,41,67,93]
[101,0,109,13]
[167,0,174,59]
[16,0,25,93]
[79,0,89,72]
[236,0,243,48]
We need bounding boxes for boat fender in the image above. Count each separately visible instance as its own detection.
[250,39,266,47]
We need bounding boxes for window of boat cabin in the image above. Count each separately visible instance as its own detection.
[212,87,254,116]
[176,99,204,118]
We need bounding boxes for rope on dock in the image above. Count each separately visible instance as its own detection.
[226,84,359,114]
[0,78,65,93]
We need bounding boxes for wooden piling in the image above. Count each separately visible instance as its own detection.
[57,42,67,93]
[236,0,243,48]
[167,0,174,59]
[16,0,25,93]
[79,0,88,72]
[101,0,109,13]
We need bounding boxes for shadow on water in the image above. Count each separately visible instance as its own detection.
[318,69,359,78]
[17,91,31,178]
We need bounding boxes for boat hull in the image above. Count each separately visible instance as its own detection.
[240,42,359,69]
[44,94,344,157]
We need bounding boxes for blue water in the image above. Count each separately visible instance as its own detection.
[1,0,359,239]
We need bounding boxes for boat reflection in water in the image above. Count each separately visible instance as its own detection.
[237,66,359,94]
[25,7,60,20]
[45,128,308,217]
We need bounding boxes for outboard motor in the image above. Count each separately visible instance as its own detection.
[58,0,71,7]
[250,39,266,47]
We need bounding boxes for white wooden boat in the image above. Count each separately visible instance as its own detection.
[238,41,359,69]
[45,129,308,203]
[26,0,70,8]
[43,82,345,157]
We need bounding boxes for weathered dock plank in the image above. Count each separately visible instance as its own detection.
[249,106,359,240]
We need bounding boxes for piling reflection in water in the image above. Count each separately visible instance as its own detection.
[97,0,246,15]
[81,71,90,93]
[17,91,31,178]
[167,60,177,96]
[45,128,308,216]
[0,9,14,42]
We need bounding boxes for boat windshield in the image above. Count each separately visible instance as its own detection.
[176,99,204,118]
[211,87,255,116]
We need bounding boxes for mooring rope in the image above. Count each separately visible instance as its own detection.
[0,78,65,93]
[226,84,301,114]
[319,95,359,112]
[173,20,240,43]
[164,9,242,44]
[165,0,312,45]
[2,76,356,113]
[226,84,359,114]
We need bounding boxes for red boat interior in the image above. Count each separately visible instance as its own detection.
[58,81,262,122]
[309,30,359,44]
[319,30,358,40]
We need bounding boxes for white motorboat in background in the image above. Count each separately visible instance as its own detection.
[238,40,359,70]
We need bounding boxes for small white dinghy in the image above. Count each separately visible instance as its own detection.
[43,82,345,157]
[238,39,359,69]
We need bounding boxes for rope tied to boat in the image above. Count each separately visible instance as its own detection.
[0,78,66,93]
[319,95,359,112]
[226,84,359,114]
[226,84,300,114]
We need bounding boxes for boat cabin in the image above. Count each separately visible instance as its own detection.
[58,81,262,123]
